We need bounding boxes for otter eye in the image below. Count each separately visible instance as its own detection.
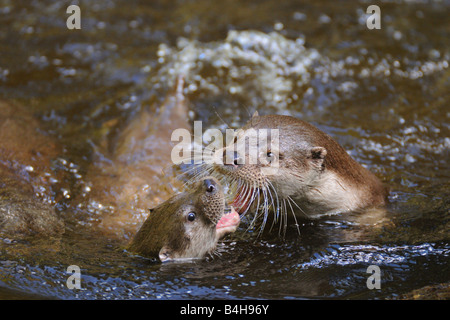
[187,212,196,222]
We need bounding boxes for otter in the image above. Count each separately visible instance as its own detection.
[208,113,388,230]
[128,177,240,261]
[83,76,241,260]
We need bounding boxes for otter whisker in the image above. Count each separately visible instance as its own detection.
[210,249,222,259]
[174,158,206,177]
[258,185,275,237]
[265,179,285,236]
[213,108,231,130]
[281,198,289,236]
[275,194,286,237]
[247,183,262,232]
[286,195,306,216]
[250,190,264,232]
[264,185,277,235]
[225,177,240,203]
[236,180,256,217]
[177,165,204,182]
[180,165,208,186]
[285,197,301,235]
[179,161,216,186]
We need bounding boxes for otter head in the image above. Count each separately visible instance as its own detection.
[211,113,332,223]
[128,176,239,262]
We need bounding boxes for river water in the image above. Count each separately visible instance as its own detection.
[0,0,448,299]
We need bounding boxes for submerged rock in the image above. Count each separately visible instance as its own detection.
[394,282,450,300]
[0,101,64,238]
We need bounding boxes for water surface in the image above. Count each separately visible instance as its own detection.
[0,0,448,299]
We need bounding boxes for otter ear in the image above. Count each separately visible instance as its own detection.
[310,146,327,169]
[159,246,173,262]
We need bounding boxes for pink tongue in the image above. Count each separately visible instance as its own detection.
[216,208,240,230]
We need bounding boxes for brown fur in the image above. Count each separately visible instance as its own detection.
[213,114,388,220]
[128,177,227,261]
[247,115,387,204]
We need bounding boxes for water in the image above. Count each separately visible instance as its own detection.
[0,0,449,299]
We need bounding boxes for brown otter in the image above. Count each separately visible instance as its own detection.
[128,177,240,261]
[208,113,388,231]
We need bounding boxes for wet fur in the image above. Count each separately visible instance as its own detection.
[188,114,388,235]
[128,177,225,261]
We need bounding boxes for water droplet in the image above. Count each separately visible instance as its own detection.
[274,22,284,31]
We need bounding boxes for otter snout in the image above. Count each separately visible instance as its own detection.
[203,177,219,193]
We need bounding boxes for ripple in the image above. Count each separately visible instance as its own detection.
[296,243,449,271]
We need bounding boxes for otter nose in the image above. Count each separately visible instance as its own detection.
[223,150,242,166]
[203,178,217,193]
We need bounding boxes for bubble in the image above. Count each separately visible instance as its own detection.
[97,21,106,29]
[274,22,284,31]
[293,12,306,21]
[318,14,331,24]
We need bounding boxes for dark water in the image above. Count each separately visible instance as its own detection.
[0,0,449,299]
